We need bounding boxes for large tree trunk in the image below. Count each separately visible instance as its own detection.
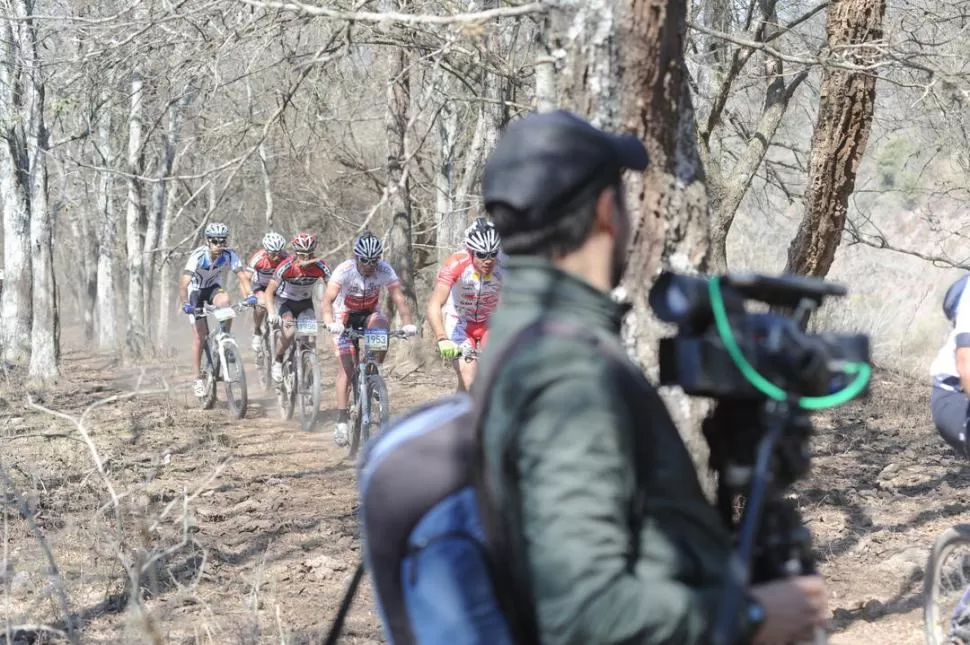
[551,0,714,486]
[96,97,119,352]
[784,0,885,277]
[125,69,148,358]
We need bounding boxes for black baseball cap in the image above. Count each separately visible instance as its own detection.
[482,110,649,225]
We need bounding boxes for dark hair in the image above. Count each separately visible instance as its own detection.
[488,179,620,257]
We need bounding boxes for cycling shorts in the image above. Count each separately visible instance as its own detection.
[444,314,489,351]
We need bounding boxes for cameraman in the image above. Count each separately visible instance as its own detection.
[477,110,828,645]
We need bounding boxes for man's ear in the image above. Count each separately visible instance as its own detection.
[593,186,617,235]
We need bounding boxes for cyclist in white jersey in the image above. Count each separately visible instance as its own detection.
[321,231,418,447]
[179,223,256,398]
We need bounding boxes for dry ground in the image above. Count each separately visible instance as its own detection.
[0,331,963,644]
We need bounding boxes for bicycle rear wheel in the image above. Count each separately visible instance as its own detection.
[361,374,390,445]
[925,524,970,644]
[222,342,248,419]
[298,348,322,432]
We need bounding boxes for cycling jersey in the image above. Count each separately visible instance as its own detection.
[436,250,504,324]
[273,257,332,301]
[248,249,291,289]
[183,246,245,291]
[329,259,400,319]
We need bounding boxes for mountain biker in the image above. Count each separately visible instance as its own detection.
[263,232,332,384]
[321,231,418,447]
[179,222,256,398]
[931,279,970,458]
[246,231,291,356]
[426,217,504,391]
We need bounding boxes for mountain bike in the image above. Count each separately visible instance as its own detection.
[193,302,250,419]
[252,303,279,392]
[344,327,409,457]
[924,524,970,644]
[275,310,323,433]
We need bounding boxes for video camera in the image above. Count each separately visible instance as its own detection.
[649,271,871,401]
[648,271,872,645]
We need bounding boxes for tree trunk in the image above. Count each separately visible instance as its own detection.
[259,142,274,229]
[551,0,714,486]
[784,0,885,277]
[96,96,119,352]
[382,18,420,370]
[125,69,148,358]
[707,1,808,272]
[433,68,461,261]
[143,90,189,345]
[0,1,35,365]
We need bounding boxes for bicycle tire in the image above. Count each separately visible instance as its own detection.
[924,524,970,645]
[256,328,273,392]
[298,349,322,433]
[199,342,217,410]
[348,368,363,458]
[277,350,296,421]
[222,342,248,419]
[362,374,389,445]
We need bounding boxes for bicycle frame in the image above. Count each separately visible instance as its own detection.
[344,327,406,434]
[198,302,247,381]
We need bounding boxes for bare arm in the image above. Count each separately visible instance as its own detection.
[426,282,451,340]
[322,280,341,325]
[235,268,254,298]
[957,347,970,393]
[389,284,413,326]
[264,279,280,318]
[179,273,192,305]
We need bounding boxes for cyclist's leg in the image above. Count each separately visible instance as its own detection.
[458,321,487,391]
[189,286,213,394]
[931,386,970,458]
[252,285,267,349]
[272,299,301,380]
[210,287,231,332]
[445,314,469,392]
[332,315,356,446]
[365,311,391,364]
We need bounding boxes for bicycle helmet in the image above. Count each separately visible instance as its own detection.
[262,231,287,253]
[464,217,500,255]
[204,222,230,240]
[291,231,317,254]
[353,231,383,260]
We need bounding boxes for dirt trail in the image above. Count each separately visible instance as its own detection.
[0,336,961,644]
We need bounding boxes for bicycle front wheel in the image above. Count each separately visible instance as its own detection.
[199,342,217,410]
[298,349,322,432]
[925,524,970,644]
[277,355,296,421]
[222,342,248,419]
[362,374,390,445]
[348,369,363,458]
[256,329,273,392]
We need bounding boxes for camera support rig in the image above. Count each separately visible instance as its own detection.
[648,271,872,645]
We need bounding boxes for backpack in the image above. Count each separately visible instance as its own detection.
[944,274,970,323]
[322,319,641,645]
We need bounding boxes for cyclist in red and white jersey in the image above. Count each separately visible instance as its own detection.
[322,231,417,447]
[263,232,332,383]
[427,217,504,391]
[246,231,291,355]
[179,222,256,397]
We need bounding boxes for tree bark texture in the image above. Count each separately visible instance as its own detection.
[96,97,119,352]
[784,0,885,277]
[125,69,148,358]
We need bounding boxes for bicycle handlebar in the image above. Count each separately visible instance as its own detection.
[191,301,253,316]
[342,328,411,340]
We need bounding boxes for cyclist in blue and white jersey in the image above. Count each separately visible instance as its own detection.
[179,222,257,397]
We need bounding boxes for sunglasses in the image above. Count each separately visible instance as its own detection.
[358,257,380,265]
[208,238,228,246]
[474,251,498,260]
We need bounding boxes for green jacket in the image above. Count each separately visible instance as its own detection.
[479,257,737,645]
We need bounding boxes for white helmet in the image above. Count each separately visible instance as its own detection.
[464,218,501,255]
[262,232,286,253]
[205,222,229,240]
[353,232,383,260]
